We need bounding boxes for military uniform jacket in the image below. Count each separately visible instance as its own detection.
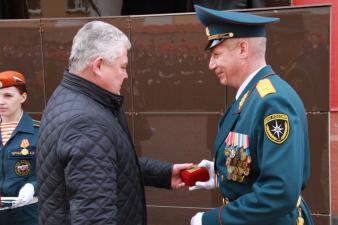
[202,66,314,225]
[0,112,39,197]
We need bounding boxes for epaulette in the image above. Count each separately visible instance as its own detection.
[32,119,40,128]
[256,78,276,98]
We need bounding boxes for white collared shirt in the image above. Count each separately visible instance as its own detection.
[235,66,265,100]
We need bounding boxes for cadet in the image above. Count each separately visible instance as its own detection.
[0,71,39,225]
[190,5,314,225]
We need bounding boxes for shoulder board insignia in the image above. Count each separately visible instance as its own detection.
[33,119,40,127]
[256,78,276,98]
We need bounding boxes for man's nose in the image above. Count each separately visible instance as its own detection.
[209,58,216,70]
[124,72,128,80]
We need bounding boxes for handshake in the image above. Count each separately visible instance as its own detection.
[180,160,217,191]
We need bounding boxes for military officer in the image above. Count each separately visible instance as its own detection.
[190,5,314,225]
[0,71,39,225]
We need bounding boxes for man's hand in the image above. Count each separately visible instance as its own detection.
[189,160,216,190]
[13,183,34,207]
[191,212,204,225]
[171,163,193,189]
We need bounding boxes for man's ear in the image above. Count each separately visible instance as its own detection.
[238,40,249,59]
[92,57,104,77]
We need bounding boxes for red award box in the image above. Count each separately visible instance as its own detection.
[180,166,210,187]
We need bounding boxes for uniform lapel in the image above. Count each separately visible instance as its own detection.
[214,100,239,152]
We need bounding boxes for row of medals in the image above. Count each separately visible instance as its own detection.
[224,147,251,183]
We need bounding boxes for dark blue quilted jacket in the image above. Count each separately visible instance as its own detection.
[36,71,173,225]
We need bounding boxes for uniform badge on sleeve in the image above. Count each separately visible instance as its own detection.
[264,113,289,144]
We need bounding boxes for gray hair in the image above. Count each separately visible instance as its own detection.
[69,20,131,73]
[225,37,266,59]
[248,37,266,59]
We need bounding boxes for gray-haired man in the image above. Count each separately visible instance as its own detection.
[36,21,192,225]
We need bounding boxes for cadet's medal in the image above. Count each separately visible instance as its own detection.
[20,139,30,156]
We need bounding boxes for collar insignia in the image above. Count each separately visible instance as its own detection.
[239,91,249,110]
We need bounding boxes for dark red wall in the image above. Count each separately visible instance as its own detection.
[293,0,338,221]
[293,0,337,111]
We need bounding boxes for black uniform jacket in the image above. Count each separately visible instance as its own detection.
[36,71,173,225]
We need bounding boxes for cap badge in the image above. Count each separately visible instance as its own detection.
[13,76,23,83]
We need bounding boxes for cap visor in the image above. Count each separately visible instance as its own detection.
[205,39,225,50]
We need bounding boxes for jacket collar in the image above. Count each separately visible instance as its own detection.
[236,65,275,102]
[11,112,34,135]
[62,70,123,114]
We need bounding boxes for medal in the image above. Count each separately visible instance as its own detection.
[224,132,252,183]
[20,139,30,156]
[238,167,244,176]
[238,175,245,183]
[240,149,247,161]
[21,148,29,156]
[227,166,234,174]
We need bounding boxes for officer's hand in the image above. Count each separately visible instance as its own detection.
[189,160,216,190]
[191,212,204,225]
[13,183,34,207]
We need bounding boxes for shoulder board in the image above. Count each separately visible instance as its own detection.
[256,78,276,98]
[33,119,40,128]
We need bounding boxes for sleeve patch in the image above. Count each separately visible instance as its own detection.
[256,78,276,98]
[264,113,289,144]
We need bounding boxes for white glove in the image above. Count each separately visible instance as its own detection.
[189,160,216,191]
[191,212,204,225]
[13,183,35,207]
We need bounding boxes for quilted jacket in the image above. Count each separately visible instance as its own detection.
[36,71,173,225]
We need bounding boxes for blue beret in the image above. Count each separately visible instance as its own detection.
[194,5,280,49]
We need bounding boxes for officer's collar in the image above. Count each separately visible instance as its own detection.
[236,66,264,100]
[234,65,275,113]
[237,65,275,101]
[62,70,123,114]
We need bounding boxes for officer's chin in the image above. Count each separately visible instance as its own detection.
[218,78,228,86]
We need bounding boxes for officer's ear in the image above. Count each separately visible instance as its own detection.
[238,40,249,59]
